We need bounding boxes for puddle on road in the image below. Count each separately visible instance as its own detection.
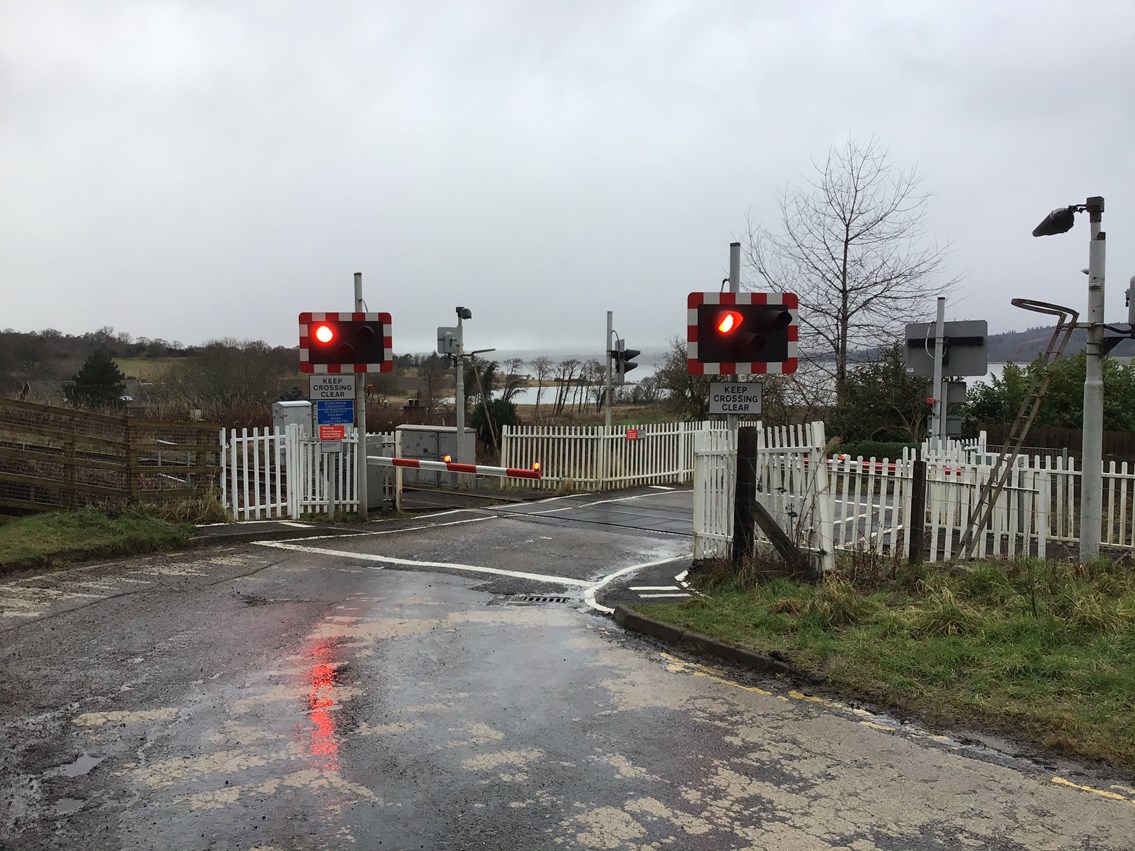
[59,751,105,777]
[53,797,85,815]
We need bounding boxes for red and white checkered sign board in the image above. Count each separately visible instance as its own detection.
[299,312,393,374]
[687,291,798,375]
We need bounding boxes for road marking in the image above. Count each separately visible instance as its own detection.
[639,593,690,599]
[629,586,682,591]
[1050,776,1135,806]
[257,541,591,587]
[259,515,497,543]
[584,555,690,614]
[531,490,683,516]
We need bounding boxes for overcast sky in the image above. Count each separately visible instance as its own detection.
[3,0,1134,356]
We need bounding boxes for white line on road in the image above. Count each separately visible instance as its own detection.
[256,515,498,543]
[257,541,591,587]
[639,593,690,599]
[584,555,690,615]
[629,586,681,591]
[532,490,684,516]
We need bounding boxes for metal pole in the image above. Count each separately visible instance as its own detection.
[930,297,946,449]
[354,272,368,520]
[455,314,467,488]
[604,311,613,429]
[727,242,741,433]
[1080,198,1106,562]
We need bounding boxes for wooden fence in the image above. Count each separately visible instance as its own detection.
[980,423,1135,463]
[0,398,220,513]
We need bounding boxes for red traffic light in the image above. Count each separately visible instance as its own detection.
[299,312,393,374]
[715,310,744,335]
[686,292,798,375]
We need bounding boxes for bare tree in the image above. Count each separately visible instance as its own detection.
[417,353,450,422]
[162,338,288,406]
[654,337,713,420]
[499,357,527,404]
[552,358,580,416]
[529,355,553,417]
[744,136,957,406]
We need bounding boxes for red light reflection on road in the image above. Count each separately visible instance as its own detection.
[304,641,341,771]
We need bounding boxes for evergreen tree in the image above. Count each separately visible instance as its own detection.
[64,349,126,408]
[832,343,930,443]
[965,352,1135,433]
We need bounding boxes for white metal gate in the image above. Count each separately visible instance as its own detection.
[220,425,395,520]
[693,421,834,571]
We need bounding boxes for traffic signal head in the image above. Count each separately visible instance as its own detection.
[611,339,641,385]
[687,292,798,375]
[299,312,393,373]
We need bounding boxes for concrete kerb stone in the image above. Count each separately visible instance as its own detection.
[613,605,811,682]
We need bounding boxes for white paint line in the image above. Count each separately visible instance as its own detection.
[258,515,497,543]
[410,508,474,519]
[257,541,591,587]
[532,489,683,516]
[583,554,690,614]
[358,516,497,537]
[648,485,674,490]
[675,569,689,582]
[639,593,690,599]
[629,586,681,591]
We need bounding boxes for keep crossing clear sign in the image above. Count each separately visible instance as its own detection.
[709,382,762,415]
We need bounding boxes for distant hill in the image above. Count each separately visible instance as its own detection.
[984,326,1135,363]
[847,325,1135,366]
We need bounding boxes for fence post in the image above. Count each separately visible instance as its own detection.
[811,422,835,573]
[908,458,927,564]
[123,416,136,503]
[733,426,758,564]
[65,427,76,510]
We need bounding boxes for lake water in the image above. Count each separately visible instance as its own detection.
[461,347,1010,406]
[473,347,664,406]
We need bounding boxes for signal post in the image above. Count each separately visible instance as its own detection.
[298,299,394,519]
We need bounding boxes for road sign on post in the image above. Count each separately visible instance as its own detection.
[709,382,762,415]
[316,399,354,425]
[309,375,357,400]
[904,320,988,377]
[299,312,393,374]
[437,326,458,355]
[688,292,798,375]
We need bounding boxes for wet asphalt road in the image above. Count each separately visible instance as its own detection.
[2,486,1134,850]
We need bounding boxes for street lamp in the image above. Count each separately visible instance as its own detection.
[454,307,472,474]
[1031,196,1105,562]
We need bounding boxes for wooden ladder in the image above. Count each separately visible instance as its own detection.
[958,299,1079,559]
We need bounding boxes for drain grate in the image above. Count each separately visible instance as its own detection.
[510,594,571,604]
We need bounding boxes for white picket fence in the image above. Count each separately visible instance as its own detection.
[218,420,1135,562]
[693,424,1135,566]
[219,425,395,520]
[693,422,835,570]
[499,420,759,490]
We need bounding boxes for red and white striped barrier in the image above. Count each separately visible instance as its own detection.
[367,456,543,481]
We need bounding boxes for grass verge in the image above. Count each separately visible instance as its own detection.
[636,556,1135,772]
[0,509,191,570]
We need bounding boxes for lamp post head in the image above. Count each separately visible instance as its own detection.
[456,306,472,320]
[1032,206,1077,237]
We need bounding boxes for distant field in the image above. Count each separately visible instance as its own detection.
[54,357,184,381]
